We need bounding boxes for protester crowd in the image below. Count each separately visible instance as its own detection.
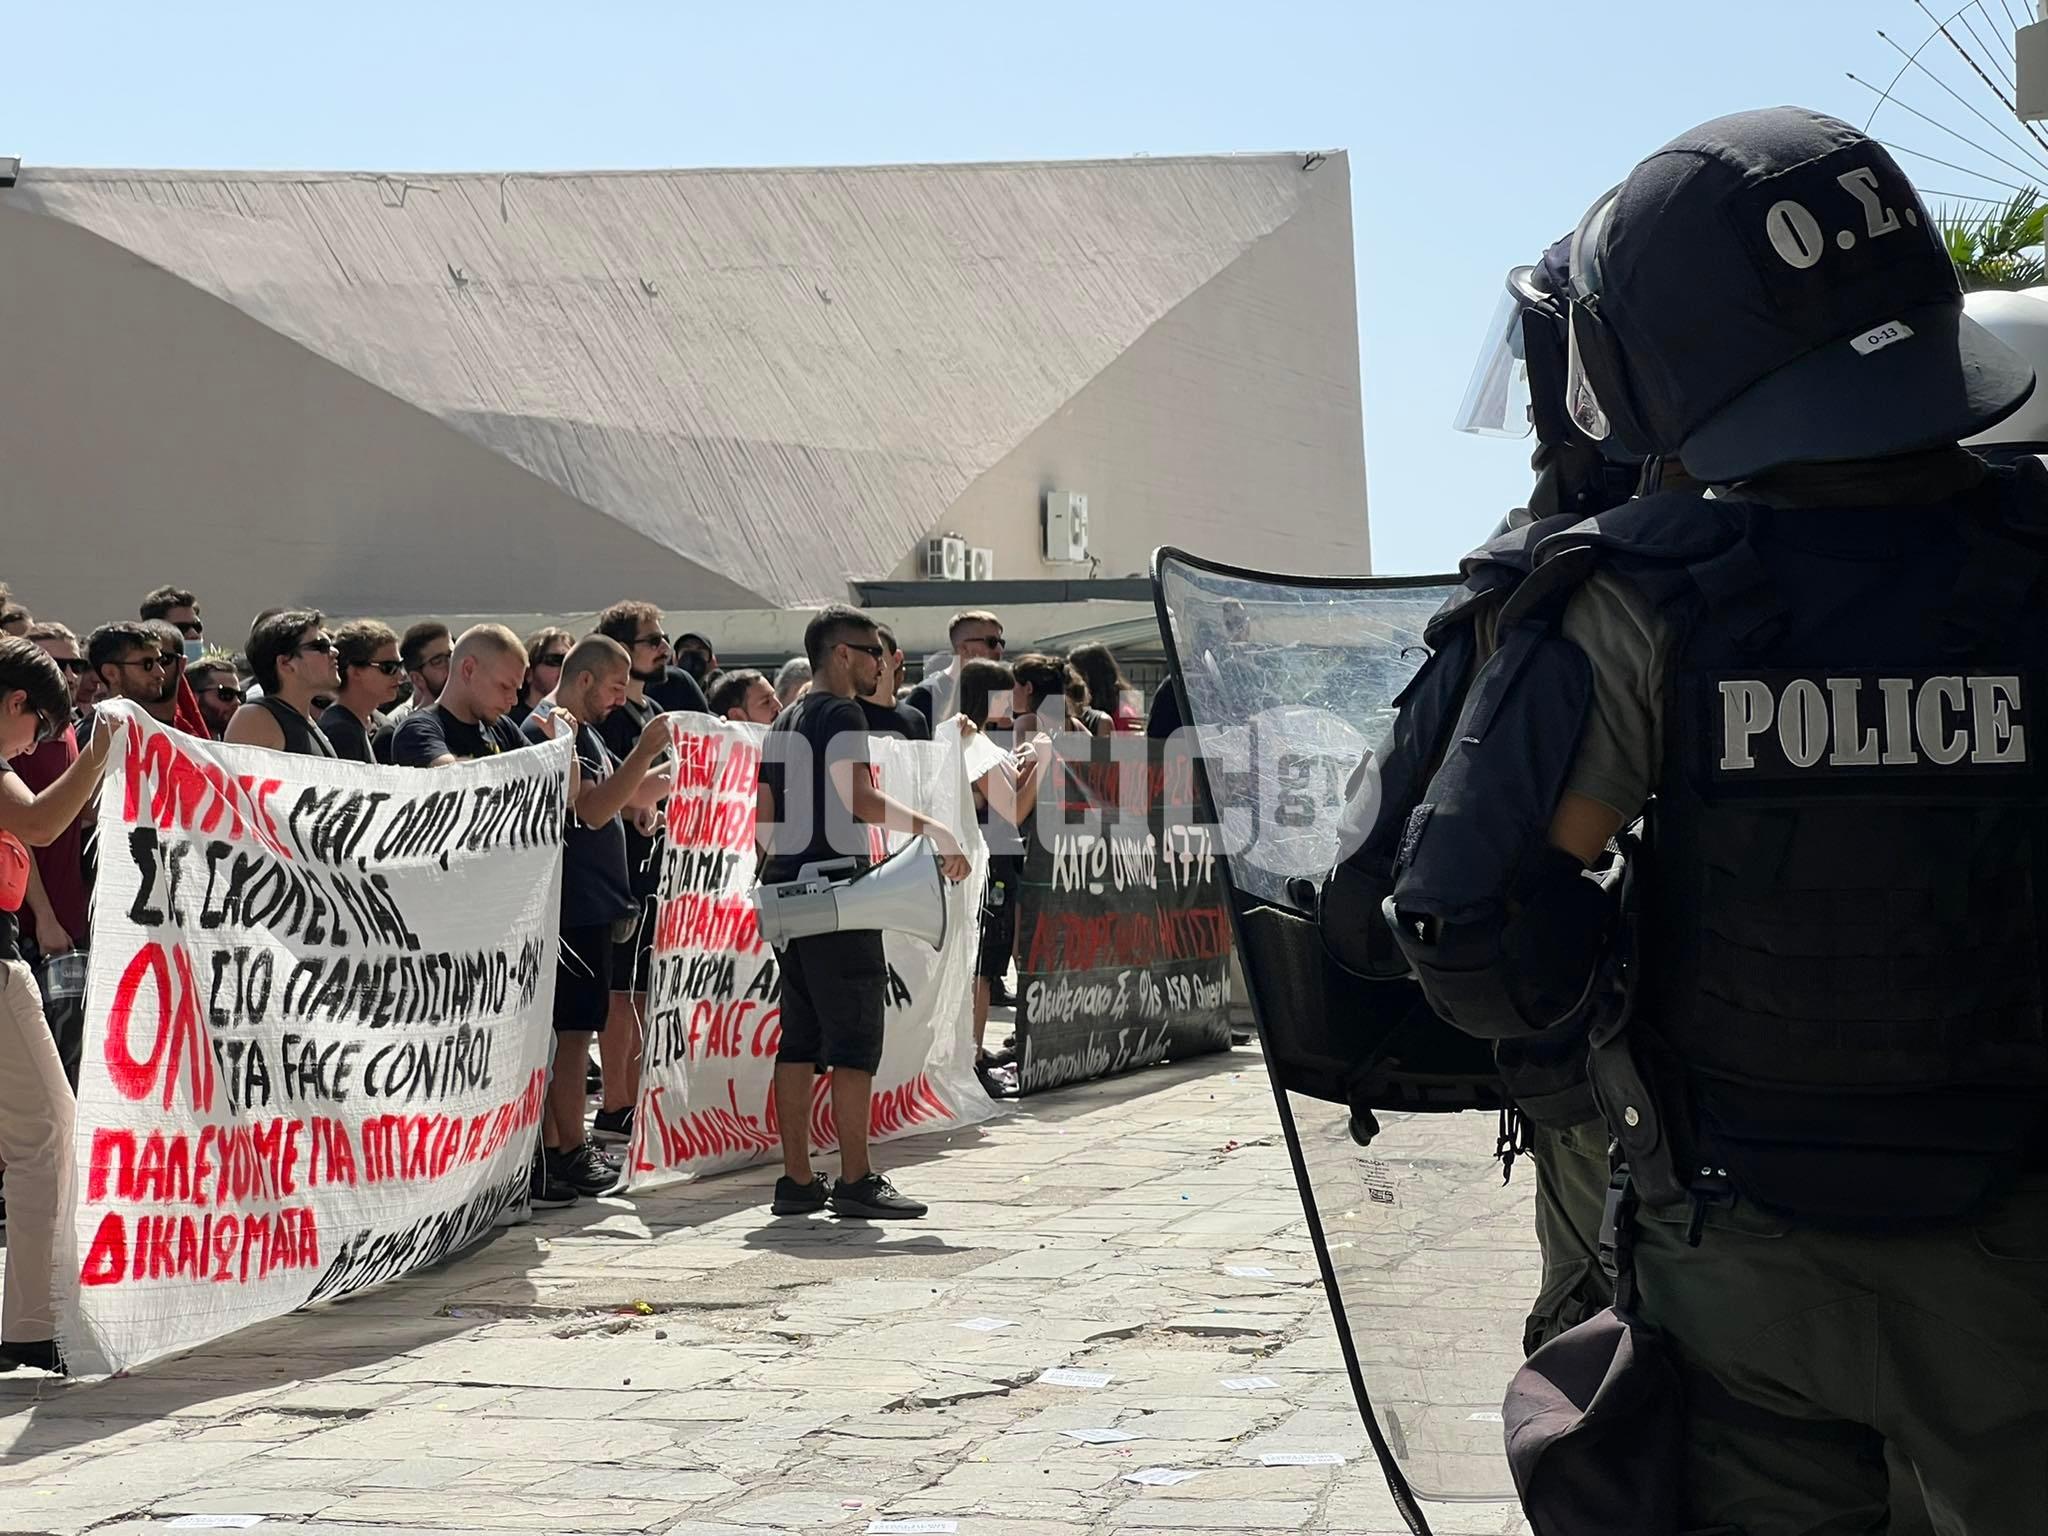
[0,579,1147,1372]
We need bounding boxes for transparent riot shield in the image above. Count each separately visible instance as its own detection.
[1154,547,1537,1527]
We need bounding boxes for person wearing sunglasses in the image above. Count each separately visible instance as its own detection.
[14,624,94,1035]
[511,627,575,728]
[224,610,341,758]
[0,634,127,1375]
[758,604,970,1223]
[184,655,244,739]
[138,621,192,728]
[905,609,1005,733]
[138,584,205,649]
[376,621,453,757]
[586,601,684,1147]
[84,621,180,737]
[321,620,404,764]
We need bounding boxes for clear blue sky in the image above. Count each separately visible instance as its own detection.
[8,1,2022,576]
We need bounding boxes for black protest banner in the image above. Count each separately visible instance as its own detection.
[1013,736,1232,1092]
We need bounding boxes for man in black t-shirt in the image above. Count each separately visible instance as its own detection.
[523,635,673,1206]
[756,605,969,1222]
[388,623,567,1205]
[388,624,529,767]
[862,625,931,742]
[590,602,684,1139]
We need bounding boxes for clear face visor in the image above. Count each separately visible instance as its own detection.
[1452,281,1534,437]
[1562,187,1621,443]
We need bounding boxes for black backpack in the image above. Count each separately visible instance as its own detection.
[1307,502,1676,1148]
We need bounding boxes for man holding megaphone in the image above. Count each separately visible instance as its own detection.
[755,605,970,1221]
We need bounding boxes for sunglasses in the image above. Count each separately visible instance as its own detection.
[175,619,205,639]
[32,707,64,746]
[54,658,89,676]
[412,651,452,673]
[207,684,244,702]
[369,659,406,676]
[839,642,887,660]
[965,635,1007,651]
[118,654,173,674]
[536,653,568,669]
[297,636,336,656]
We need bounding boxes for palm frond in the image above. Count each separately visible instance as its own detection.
[1938,188,2048,290]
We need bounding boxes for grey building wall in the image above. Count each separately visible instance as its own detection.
[897,155,1369,584]
[0,211,756,636]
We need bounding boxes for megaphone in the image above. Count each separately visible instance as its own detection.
[752,835,950,951]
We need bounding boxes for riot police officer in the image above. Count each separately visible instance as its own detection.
[1452,238,1651,1354]
[1463,107,2048,1531]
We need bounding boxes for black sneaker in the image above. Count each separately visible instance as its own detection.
[0,1340,65,1375]
[529,1153,579,1210]
[989,979,1016,1008]
[771,1173,832,1215]
[830,1172,927,1220]
[585,1061,603,1094]
[548,1142,619,1197]
[591,1106,633,1146]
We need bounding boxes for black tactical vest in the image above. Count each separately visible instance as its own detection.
[1575,463,2048,1227]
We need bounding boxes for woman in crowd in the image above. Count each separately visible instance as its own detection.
[955,658,1047,1096]
[0,635,123,1374]
[511,627,574,727]
[1009,652,1088,739]
[1065,670,1114,740]
[1067,642,1141,733]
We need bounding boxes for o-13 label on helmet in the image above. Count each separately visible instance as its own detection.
[1715,670,2028,779]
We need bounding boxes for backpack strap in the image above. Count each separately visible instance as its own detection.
[1499,490,1742,631]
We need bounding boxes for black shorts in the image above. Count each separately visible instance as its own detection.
[555,924,614,1033]
[775,930,887,1075]
[977,857,1018,983]
[609,896,658,995]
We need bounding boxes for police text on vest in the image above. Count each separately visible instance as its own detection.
[1717,673,2027,774]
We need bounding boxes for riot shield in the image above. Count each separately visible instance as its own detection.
[1154,547,1536,1525]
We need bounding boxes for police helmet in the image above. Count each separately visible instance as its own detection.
[1560,106,2036,481]
[1456,236,1609,452]
[1460,235,1646,525]
[1962,287,2048,453]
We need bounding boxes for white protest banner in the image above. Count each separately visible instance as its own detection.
[62,705,569,1375]
[623,713,996,1187]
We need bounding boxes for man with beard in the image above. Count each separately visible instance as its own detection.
[184,655,243,739]
[322,621,404,764]
[389,624,528,767]
[861,625,931,742]
[224,610,341,757]
[85,622,178,730]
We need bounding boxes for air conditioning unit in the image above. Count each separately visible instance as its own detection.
[922,534,967,581]
[968,547,995,582]
[1043,491,1089,563]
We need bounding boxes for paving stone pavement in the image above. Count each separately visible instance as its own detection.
[0,1043,1535,1536]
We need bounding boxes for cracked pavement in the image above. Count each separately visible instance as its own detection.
[0,1044,1534,1536]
